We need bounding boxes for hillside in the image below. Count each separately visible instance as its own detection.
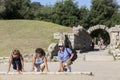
[0,20,72,56]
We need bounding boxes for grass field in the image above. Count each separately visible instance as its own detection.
[0,20,72,56]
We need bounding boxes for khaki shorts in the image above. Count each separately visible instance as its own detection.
[63,60,72,67]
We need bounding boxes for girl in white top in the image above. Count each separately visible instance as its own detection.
[31,48,49,72]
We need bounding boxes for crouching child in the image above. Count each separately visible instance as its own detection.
[7,49,24,73]
[31,48,49,72]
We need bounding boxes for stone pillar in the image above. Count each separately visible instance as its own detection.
[110,32,116,46]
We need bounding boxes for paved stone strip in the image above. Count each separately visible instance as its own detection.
[84,55,114,61]
[0,72,93,75]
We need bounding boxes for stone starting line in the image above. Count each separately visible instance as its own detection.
[0,72,93,75]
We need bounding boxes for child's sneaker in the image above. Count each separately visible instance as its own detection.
[34,67,37,72]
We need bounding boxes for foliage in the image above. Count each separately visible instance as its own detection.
[0,0,120,28]
[30,2,42,19]
[89,0,119,28]
[0,0,31,19]
[78,6,90,29]
[37,6,52,21]
[0,0,6,19]
[51,0,79,27]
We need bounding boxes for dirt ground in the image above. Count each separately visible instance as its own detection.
[0,59,120,80]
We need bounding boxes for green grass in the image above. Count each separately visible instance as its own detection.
[0,20,72,56]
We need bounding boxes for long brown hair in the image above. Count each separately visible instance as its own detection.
[35,48,46,56]
[12,49,23,60]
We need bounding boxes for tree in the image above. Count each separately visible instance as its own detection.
[78,6,90,29]
[52,0,79,27]
[18,0,31,19]
[110,12,120,26]
[4,0,31,19]
[30,2,42,19]
[89,0,119,27]
[37,6,52,21]
[0,0,6,19]
[51,2,63,24]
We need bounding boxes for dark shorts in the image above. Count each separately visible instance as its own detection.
[35,62,44,68]
[12,60,22,70]
[35,64,41,67]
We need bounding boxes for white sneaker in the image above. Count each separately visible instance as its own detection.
[34,67,37,72]
[67,66,71,72]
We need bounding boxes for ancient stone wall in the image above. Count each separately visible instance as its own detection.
[48,25,120,56]
[72,26,91,50]
[51,25,92,51]
[109,25,120,49]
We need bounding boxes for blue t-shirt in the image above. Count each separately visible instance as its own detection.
[58,48,72,62]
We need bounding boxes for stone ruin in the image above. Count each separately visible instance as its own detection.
[48,25,92,59]
[1,25,120,63]
[87,25,120,58]
[108,25,120,60]
[48,25,120,59]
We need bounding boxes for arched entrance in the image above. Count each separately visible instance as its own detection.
[90,29,110,45]
[87,25,110,47]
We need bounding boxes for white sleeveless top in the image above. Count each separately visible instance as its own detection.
[35,56,44,65]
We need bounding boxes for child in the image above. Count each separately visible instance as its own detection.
[7,49,24,73]
[31,48,49,72]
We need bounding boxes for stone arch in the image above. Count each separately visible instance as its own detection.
[87,25,110,46]
[87,25,110,34]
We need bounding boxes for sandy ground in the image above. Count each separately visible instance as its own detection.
[0,75,93,80]
[0,52,120,80]
[0,61,120,80]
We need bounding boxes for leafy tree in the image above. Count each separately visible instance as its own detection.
[37,6,52,21]
[51,2,63,24]
[4,0,31,19]
[110,12,120,26]
[78,6,90,29]
[18,0,31,19]
[89,0,119,27]
[30,2,42,19]
[52,0,79,27]
[0,0,6,19]
[30,2,53,21]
